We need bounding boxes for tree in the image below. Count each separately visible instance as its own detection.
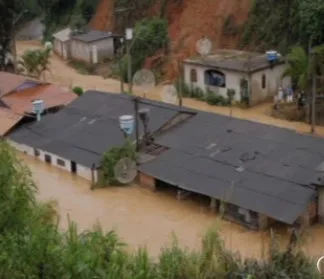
[283,45,324,91]
[282,46,309,91]
[19,47,51,79]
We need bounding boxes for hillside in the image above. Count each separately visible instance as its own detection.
[89,0,252,79]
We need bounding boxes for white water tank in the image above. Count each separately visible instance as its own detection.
[119,115,134,135]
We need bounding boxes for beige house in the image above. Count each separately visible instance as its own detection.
[70,30,121,64]
[183,50,291,105]
[53,28,72,60]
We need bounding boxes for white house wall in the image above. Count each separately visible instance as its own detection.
[91,38,114,60]
[250,64,291,104]
[7,139,97,183]
[70,38,114,64]
[184,63,244,101]
[71,40,91,63]
[183,62,291,103]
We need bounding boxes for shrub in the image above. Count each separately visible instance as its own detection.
[72,86,84,96]
[205,90,227,106]
[100,139,137,186]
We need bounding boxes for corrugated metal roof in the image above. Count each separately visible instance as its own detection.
[0,108,23,136]
[71,30,118,43]
[2,84,76,114]
[0,72,28,96]
[139,111,321,224]
[184,49,285,73]
[9,91,189,167]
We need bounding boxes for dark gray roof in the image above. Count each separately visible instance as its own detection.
[139,112,323,224]
[184,50,285,73]
[9,91,191,167]
[71,30,119,43]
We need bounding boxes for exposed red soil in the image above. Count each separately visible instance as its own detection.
[90,0,252,80]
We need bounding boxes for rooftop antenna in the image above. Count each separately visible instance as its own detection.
[160,84,178,104]
[138,108,151,145]
[32,99,44,121]
[114,157,137,184]
[132,68,156,98]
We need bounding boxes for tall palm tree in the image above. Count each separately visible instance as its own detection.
[283,45,324,90]
[282,46,309,90]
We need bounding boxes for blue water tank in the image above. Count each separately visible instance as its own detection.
[266,51,278,62]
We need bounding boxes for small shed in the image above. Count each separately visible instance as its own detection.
[70,30,121,64]
[53,28,72,60]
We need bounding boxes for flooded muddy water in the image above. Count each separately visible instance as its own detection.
[19,153,324,259]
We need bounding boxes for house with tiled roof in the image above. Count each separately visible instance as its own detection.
[0,71,76,136]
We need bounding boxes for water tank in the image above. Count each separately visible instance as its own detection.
[119,115,134,135]
[32,99,44,114]
[266,50,279,62]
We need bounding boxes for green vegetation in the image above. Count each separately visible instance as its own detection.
[0,141,322,277]
[18,45,52,79]
[242,0,324,53]
[175,80,231,106]
[72,86,84,96]
[100,139,137,186]
[119,17,169,83]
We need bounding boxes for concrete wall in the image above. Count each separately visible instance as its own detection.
[8,139,97,183]
[250,64,291,104]
[70,38,114,64]
[54,39,70,60]
[138,172,156,191]
[183,63,291,104]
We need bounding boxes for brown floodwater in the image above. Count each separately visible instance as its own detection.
[18,153,324,260]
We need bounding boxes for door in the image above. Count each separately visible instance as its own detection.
[44,154,52,164]
[70,161,77,174]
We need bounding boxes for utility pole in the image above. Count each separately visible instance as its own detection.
[127,43,132,94]
[178,59,183,106]
[311,70,316,134]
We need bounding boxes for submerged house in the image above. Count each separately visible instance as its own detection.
[183,49,291,105]
[8,89,324,230]
[0,72,76,136]
[138,112,324,230]
[8,91,193,181]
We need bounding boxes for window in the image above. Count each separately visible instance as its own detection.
[204,70,226,87]
[190,69,197,82]
[57,158,66,167]
[34,149,40,157]
[261,74,266,89]
[44,154,52,164]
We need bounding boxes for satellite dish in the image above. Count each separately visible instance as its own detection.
[160,85,178,104]
[317,256,324,274]
[114,157,137,184]
[132,69,156,96]
[196,36,212,56]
